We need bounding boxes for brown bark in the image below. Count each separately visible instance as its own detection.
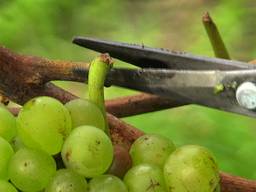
[220,172,256,192]
[0,46,88,104]
[106,93,186,117]
[1,46,256,192]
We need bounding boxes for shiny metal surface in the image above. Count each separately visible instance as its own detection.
[73,37,255,70]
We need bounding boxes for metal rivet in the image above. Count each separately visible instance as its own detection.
[236,82,256,110]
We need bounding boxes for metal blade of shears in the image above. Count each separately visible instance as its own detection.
[73,37,255,70]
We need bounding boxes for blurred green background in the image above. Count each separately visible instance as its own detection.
[0,0,255,179]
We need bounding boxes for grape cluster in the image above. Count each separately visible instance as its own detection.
[0,96,220,192]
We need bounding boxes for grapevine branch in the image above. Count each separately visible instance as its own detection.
[105,93,186,117]
[1,46,255,192]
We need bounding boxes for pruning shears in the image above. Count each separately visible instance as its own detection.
[72,37,256,118]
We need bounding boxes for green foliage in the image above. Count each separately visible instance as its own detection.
[0,0,255,179]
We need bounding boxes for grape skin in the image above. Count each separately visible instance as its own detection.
[163,145,220,192]
[45,169,88,192]
[0,137,14,180]
[0,105,16,142]
[130,134,176,168]
[0,180,17,192]
[8,148,56,192]
[17,96,72,155]
[124,164,167,192]
[61,125,113,178]
[10,136,25,152]
[89,174,128,192]
[65,99,105,130]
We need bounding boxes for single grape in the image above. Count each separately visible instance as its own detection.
[45,169,88,192]
[8,148,56,192]
[124,164,167,192]
[130,134,176,168]
[61,125,113,178]
[0,105,16,142]
[163,145,220,192]
[17,96,72,155]
[0,180,17,192]
[107,145,132,178]
[89,174,128,192]
[0,137,14,180]
[65,98,105,130]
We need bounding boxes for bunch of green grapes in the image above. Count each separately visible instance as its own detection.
[0,96,220,192]
[127,134,220,192]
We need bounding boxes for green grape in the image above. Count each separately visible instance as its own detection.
[130,134,176,168]
[8,148,56,192]
[163,145,220,192]
[65,98,105,130]
[45,169,88,192]
[10,136,25,152]
[89,174,128,192]
[0,137,14,180]
[17,96,72,155]
[0,180,17,192]
[61,125,113,178]
[0,105,16,142]
[124,164,167,192]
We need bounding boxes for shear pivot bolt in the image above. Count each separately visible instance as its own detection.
[236,82,256,110]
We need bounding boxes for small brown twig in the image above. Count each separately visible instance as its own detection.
[220,172,256,192]
[203,12,231,59]
[106,93,186,117]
